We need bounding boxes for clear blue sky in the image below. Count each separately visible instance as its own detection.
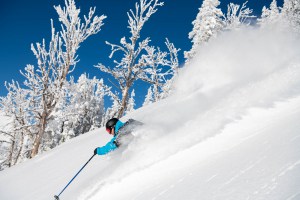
[0,0,283,108]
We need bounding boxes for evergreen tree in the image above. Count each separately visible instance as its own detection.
[160,74,177,100]
[258,0,281,27]
[143,86,154,106]
[47,74,107,147]
[184,0,224,63]
[103,93,121,124]
[282,0,300,32]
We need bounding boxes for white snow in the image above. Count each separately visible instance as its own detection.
[1,25,300,200]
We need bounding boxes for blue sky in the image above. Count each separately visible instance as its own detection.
[0,0,283,108]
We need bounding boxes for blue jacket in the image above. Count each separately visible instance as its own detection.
[96,120,125,155]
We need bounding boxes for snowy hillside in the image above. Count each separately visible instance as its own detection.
[1,26,300,200]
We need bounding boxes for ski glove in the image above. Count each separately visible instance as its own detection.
[94,148,98,155]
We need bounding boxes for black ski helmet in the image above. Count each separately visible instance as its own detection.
[106,118,119,133]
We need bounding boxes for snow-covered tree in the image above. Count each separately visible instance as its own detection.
[20,0,106,158]
[142,38,180,102]
[67,75,106,132]
[184,0,224,62]
[96,0,167,118]
[160,73,177,99]
[0,81,32,169]
[143,70,178,106]
[103,92,121,124]
[258,0,281,27]
[143,86,155,106]
[223,1,255,30]
[282,0,300,32]
[46,74,107,148]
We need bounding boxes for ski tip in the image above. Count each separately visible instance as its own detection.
[54,195,60,200]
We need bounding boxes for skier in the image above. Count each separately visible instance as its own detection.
[94,118,143,155]
[54,118,142,200]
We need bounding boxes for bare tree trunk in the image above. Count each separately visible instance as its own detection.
[31,111,47,158]
[117,86,130,118]
[153,78,159,102]
[13,132,24,166]
[7,136,15,168]
[7,122,17,168]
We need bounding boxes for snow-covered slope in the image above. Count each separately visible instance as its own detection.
[1,26,300,200]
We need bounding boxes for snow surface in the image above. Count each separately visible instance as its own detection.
[1,26,300,200]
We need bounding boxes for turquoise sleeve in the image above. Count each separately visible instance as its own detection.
[96,137,118,155]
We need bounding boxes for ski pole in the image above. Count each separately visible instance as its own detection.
[54,154,95,200]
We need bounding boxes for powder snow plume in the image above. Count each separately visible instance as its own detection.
[80,25,300,199]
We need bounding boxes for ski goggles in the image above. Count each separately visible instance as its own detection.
[106,127,112,133]
[106,126,115,134]
[106,124,116,134]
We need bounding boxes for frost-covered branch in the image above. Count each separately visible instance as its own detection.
[0,140,11,144]
[105,40,128,59]
[96,0,164,118]
[0,130,13,139]
[127,0,164,42]
[223,1,255,30]
[165,38,180,74]
[55,0,106,73]
[141,38,180,102]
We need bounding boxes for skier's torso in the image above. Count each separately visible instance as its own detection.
[114,119,143,147]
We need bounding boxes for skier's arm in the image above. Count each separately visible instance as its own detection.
[95,137,118,155]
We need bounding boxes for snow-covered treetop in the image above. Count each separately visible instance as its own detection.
[223,1,255,30]
[127,0,164,43]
